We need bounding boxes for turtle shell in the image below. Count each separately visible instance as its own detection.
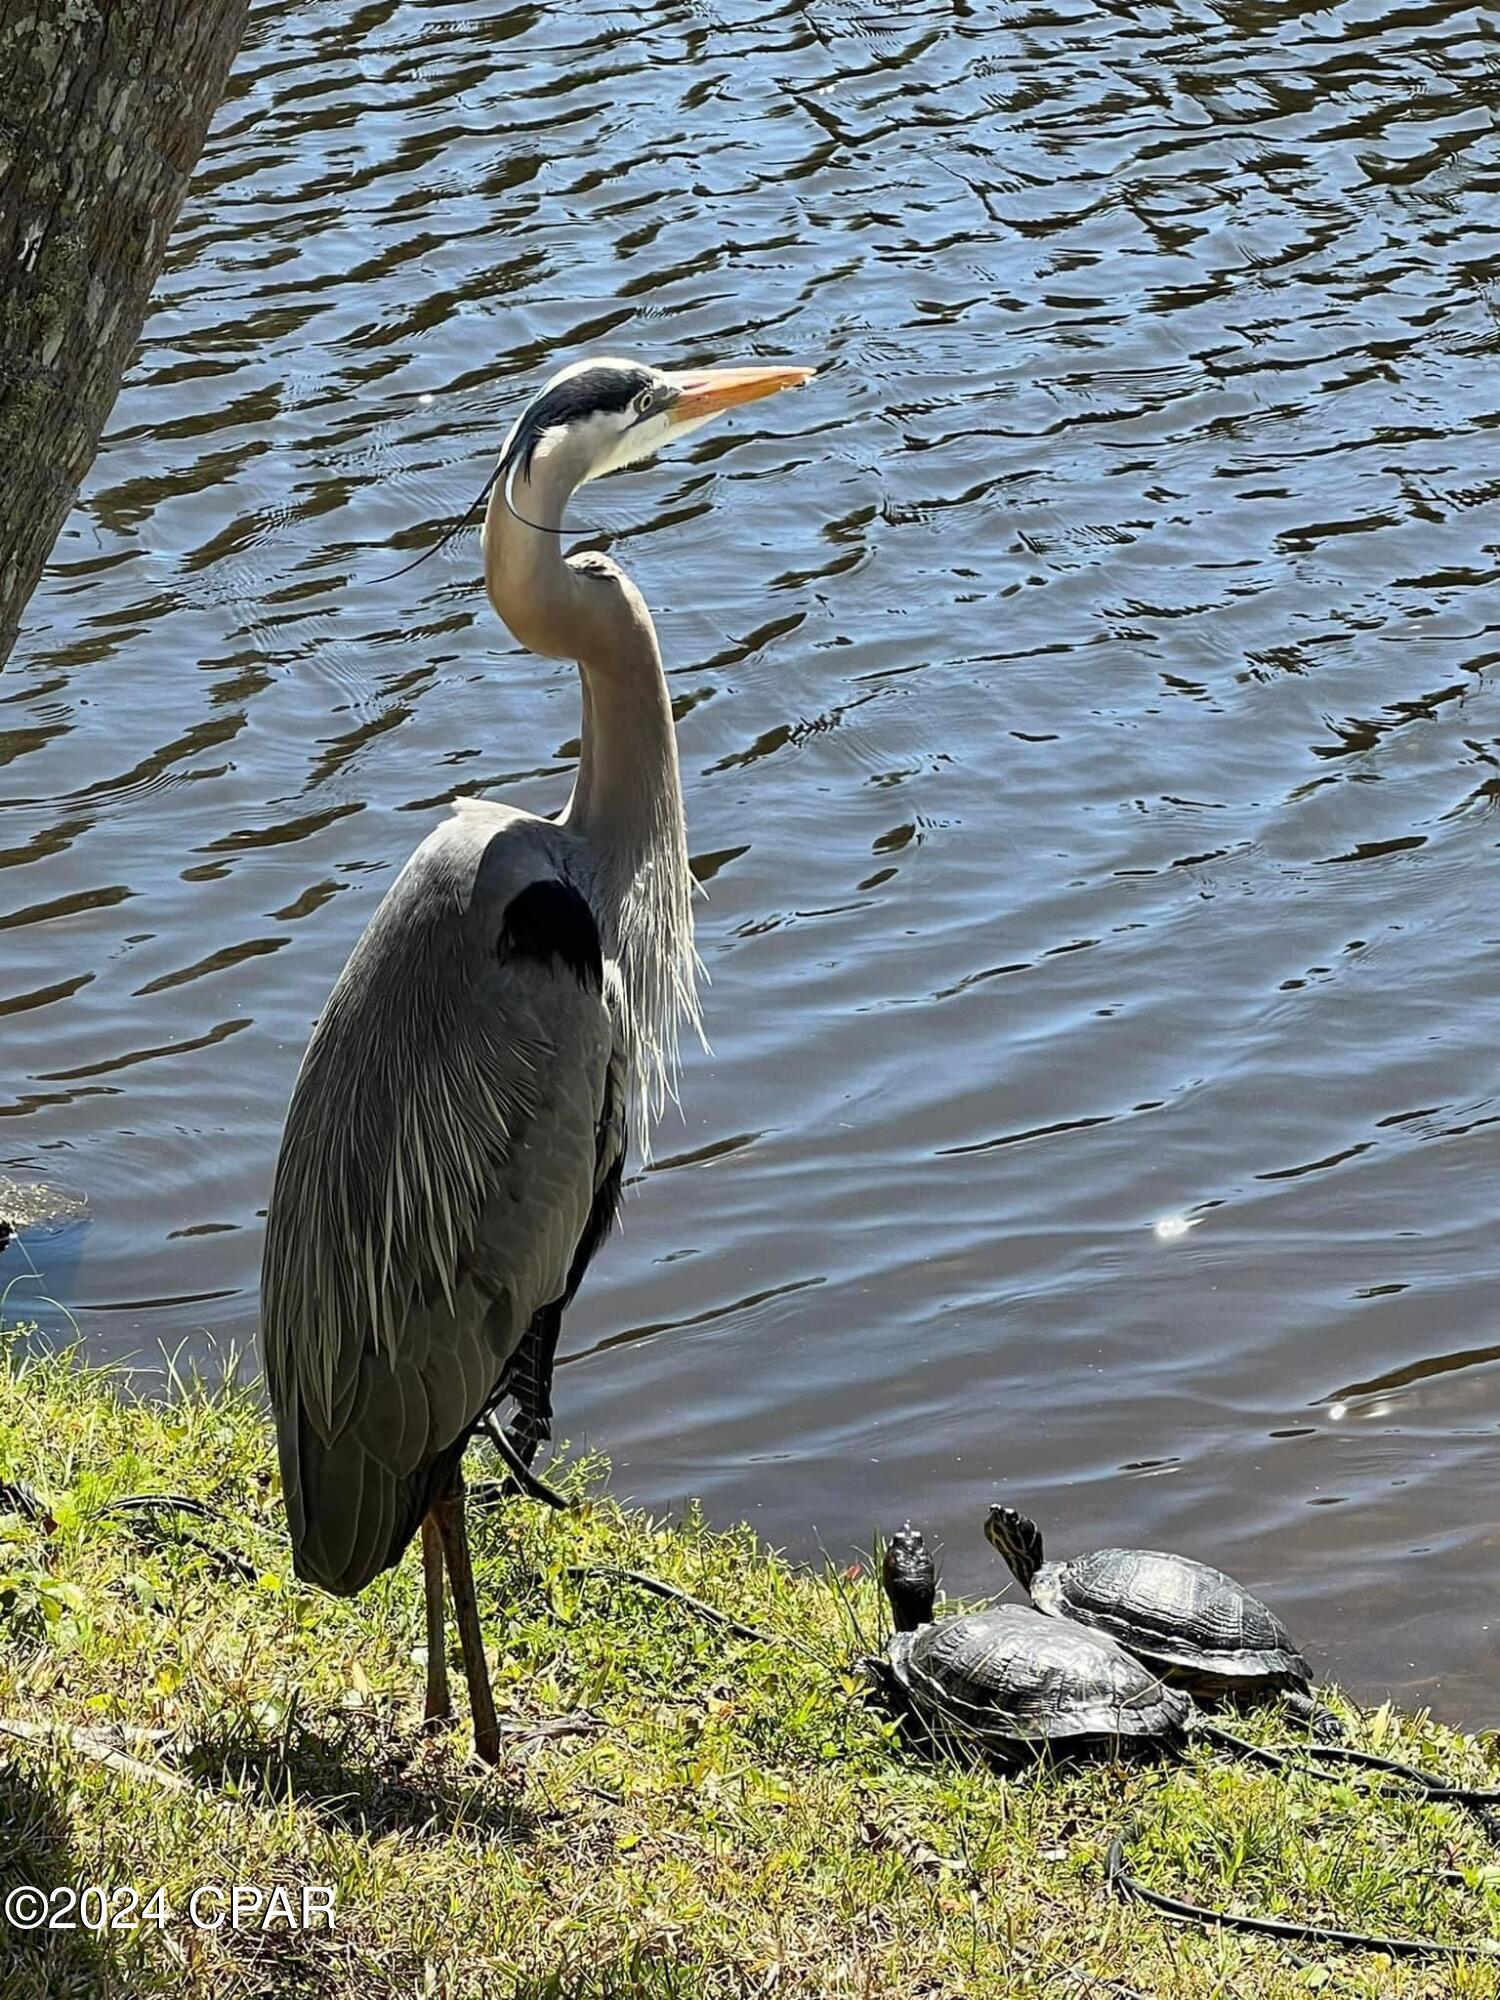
[887,1604,1190,1751]
[1033,1548,1311,1690]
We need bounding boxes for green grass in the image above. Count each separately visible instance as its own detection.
[0,1332,1497,1998]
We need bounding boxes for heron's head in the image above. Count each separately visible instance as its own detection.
[496,355,815,502]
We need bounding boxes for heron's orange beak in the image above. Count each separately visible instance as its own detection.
[667,364,816,424]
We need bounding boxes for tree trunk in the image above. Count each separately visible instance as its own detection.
[0,0,249,666]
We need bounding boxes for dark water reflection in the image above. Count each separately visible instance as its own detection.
[5,0,1499,1714]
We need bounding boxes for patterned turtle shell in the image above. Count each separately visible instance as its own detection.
[887,1604,1190,1751]
[1032,1546,1312,1686]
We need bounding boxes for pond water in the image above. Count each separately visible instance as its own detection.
[4,0,1498,1716]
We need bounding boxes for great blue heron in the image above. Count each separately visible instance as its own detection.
[262,355,813,1762]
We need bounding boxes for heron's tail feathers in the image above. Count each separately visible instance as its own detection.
[277,1403,461,1598]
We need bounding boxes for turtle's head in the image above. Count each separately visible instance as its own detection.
[984,1503,1044,1592]
[881,1523,937,1633]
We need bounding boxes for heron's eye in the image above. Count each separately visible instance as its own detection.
[633,389,654,417]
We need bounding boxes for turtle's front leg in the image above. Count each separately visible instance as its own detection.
[1283,1687,1344,1741]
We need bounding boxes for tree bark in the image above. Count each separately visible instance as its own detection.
[0,0,249,666]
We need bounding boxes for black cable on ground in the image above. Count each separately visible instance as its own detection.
[1196,1720,1500,1822]
[1291,1737,1500,1809]
[0,1476,48,1522]
[1106,1818,1500,1963]
[98,1493,220,1521]
[93,1495,260,1581]
[566,1563,821,1658]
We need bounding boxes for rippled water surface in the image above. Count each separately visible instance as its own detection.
[6,0,1499,1713]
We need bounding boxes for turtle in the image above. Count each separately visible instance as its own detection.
[877,1523,1190,1762]
[984,1503,1340,1739]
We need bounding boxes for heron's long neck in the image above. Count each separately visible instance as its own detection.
[483,462,700,1152]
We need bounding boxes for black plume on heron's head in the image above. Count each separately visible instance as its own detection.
[501,359,660,488]
[386,354,813,578]
[385,360,675,579]
[497,356,685,501]
[497,353,815,498]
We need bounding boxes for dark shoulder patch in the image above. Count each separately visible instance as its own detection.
[499,880,603,992]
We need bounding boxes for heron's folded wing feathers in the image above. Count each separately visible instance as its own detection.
[261,808,614,1593]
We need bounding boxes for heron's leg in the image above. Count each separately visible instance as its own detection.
[420,1511,450,1723]
[434,1470,500,1766]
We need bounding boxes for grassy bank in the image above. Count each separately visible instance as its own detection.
[0,1336,1497,1998]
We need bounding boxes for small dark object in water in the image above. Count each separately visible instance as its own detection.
[0,1220,10,1257]
[879,1523,1190,1762]
[985,1504,1340,1738]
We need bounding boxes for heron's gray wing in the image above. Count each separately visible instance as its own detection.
[261,805,614,1595]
